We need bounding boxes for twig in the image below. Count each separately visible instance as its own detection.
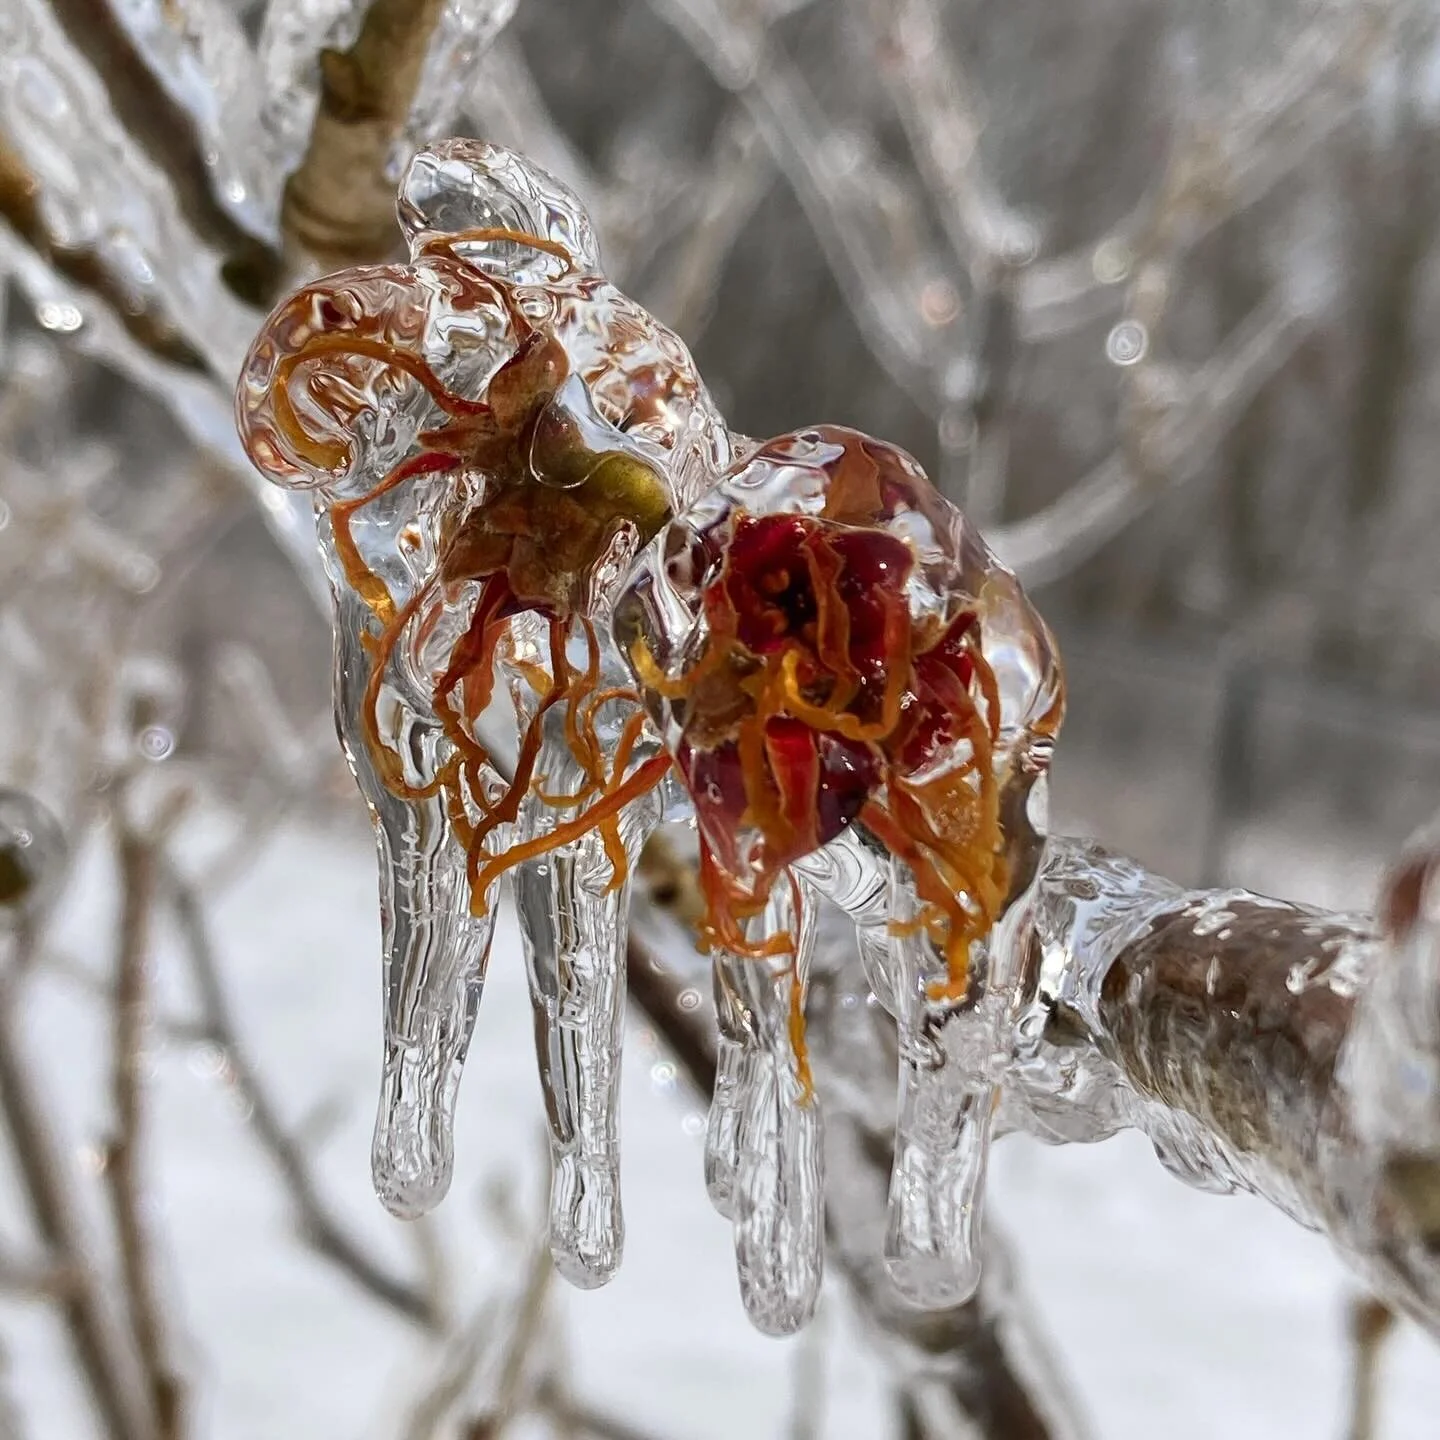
[39,946,210,1046]
[106,821,187,1439]
[0,925,153,1440]
[0,1242,76,1299]
[991,287,1308,585]
[535,1385,682,1440]
[40,0,278,300]
[280,0,449,270]
[633,110,770,340]
[785,1299,827,1440]
[1345,1295,1395,1440]
[648,0,948,411]
[158,855,439,1327]
[862,0,1033,269]
[624,931,715,1095]
[462,1237,554,1438]
[401,1301,497,1440]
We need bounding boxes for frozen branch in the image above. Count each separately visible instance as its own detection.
[1004,827,1440,1338]
[859,0,1036,271]
[1015,0,1392,341]
[991,286,1309,585]
[42,0,276,287]
[0,140,205,372]
[648,0,956,410]
[280,0,450,270]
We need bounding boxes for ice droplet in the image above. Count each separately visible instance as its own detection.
[1106,318,1148,366]
[0,788,67,925]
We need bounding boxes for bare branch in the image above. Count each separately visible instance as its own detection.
[1345,1295,1395,1440]
[462,1237,554,1439]
[105,818,187,1439]
[991,287,1309,585]
[0,1242,77,1300]
[534,1385,684,1440]
[0,926,153,1440]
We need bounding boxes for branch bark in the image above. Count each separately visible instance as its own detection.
[280,0,448,272]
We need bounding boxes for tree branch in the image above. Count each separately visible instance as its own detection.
[1007,831,1440,1336]
[106,820,187,1438]
[280,0,449,271]
[0,925,153,1440]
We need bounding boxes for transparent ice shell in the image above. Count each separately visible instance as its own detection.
[615,425,1064,1315]
[0,787,67,928]
[236,140,729,1288]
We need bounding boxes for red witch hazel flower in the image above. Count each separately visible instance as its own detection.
[616,424,1064,1328]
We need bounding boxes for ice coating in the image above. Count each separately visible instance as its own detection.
[616,425,1064,1310]
[235,139,729,1286]
[0,788,67,928]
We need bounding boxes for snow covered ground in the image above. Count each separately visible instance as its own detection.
[0,816,1435,1439]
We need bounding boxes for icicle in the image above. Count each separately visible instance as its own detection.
[514,705,663,1288]
[705,984,746,1220]
[707,876,824,1335]
[877,858,1001,1307]
[325,574,504,1218]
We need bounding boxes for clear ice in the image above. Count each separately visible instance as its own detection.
[236,142,1069,1325]
[616,427,1065,1312]
[236,139,729,1286]
[0,787,67,927]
